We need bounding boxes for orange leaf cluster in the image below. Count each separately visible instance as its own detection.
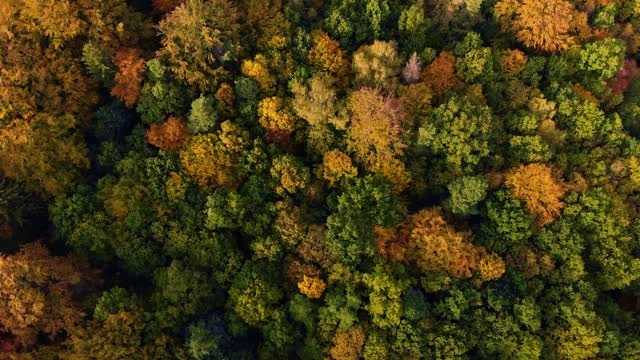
[505,163,567,227]
[422,51,458,99]
[146,116,190,150]
[347,88,407,163]
[0,242,99,347]
[406,209,505,281]
[111,48,145,108]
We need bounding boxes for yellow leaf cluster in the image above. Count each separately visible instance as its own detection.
[258,96,296,133]
[505,163,567,227]
[297,275,327,299]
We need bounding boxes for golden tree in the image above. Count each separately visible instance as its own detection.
[316,150,358,187]
[328,327,366,360]
[297,275,327,299]
[180,121,249,189]
[346,88,407,164]
[505,163,567,226]
[257,96,296,134]
[307,31,349,77]
[495,0,577,52]
[241,54,276,93]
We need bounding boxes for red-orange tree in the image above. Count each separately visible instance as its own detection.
[0,242,99,347]
[111,48,146,108]
[146,116,190,151]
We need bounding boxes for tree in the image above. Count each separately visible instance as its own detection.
[480,189,534,254]
[180,121,249,189]
[146,116,190,150]
[404,209,505,282]
[68,310,183,360]
[298,275,327,299]
[270,155,311,195]
[241,54,276,93]
[422,51,458,100]
[328,326,366,360]
[504,163,567,227]
[578,39,626,80]
[291,73,338,127]
[352,40,402,89]
[316,150,358,187]
[418,95,494,173]
[187,95,218,133]
[0,114,90,197]
[495,0,577,52]
[111,48,146,108]
[227,261,283,326]
[307,31,349,76]
[157,0,240,91]
[401,52,421,84]
[326,175,405,266]
[324,0,393,47]
[257,97,296,134]
[0,242,98,347]
[347,88,408,165]
[443,175,488,215]
[361,264,408,329]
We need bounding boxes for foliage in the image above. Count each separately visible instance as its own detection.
[146,116,190,151]
[495,0,577,52]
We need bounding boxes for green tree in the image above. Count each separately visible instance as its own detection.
[443,175,488,215]
[326,175,406,266]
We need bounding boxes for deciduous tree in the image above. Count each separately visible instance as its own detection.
[505,163,567,227]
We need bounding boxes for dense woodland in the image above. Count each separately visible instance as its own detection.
[3,0,640,358]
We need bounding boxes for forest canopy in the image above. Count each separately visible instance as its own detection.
[2,0,640,359]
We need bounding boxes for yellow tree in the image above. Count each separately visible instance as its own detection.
[495,0,577,52]
[180,121,249,189]
[257,96,296,134]
[316,149,358,187]
[0,114,89,197]
[505,163,567,226]
[297,275,327,299]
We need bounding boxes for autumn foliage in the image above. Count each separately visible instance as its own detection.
[146,116,190,150]
[0,242,98,347]
[495,0,577,52]
[316,149,358,187]
[297,275,327,299]
[505,163,567,227]
[307,31,349,76]
[111,48,146,108]
[422,51,458,99]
